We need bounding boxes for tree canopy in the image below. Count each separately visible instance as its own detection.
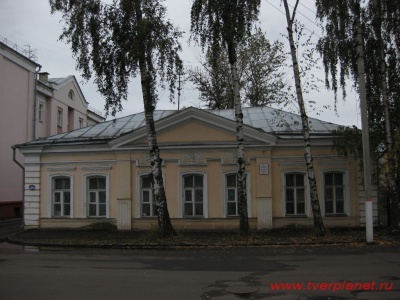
[316,0,400,131]
[190,0,260,67]
[50,0,182,117]
[316,0,400,229]
[187,28,287,109]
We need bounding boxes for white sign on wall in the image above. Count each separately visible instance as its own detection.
[259,163,269,175]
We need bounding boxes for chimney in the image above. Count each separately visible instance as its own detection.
[38,72,49,82]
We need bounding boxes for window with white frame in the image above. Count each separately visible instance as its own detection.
[226,174,238,216]
[38,102,44,122]
[52,177,71,217]
[324,172,345,214]
[68,89,75,100]
[79,118,84,128]
[140,175,156,217]
[183,174,204,217]
[57,108,63,127]
[87,176,107,217]
[285,173,306,215]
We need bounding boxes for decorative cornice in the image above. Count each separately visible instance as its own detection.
[81,166,112,171]
[47,167,76,172]
[179,153,207,166]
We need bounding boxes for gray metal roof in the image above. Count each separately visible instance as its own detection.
[47,77,73,85]
[22,106,340,146]
[210,106,338,134]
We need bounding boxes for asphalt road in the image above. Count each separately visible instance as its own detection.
[0,242,399,300]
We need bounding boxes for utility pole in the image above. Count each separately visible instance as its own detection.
[354,3,373,243]
[177,72,183,110]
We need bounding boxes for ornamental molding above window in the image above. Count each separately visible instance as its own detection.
[137,154,151,166]
[222,152,238,165]
[180,153,206,165]
[222,152,251,165]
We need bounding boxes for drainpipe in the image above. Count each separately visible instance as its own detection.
[12,146,25,228]
[32,65,42,141]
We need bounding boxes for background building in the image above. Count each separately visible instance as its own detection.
[0,40,104,219]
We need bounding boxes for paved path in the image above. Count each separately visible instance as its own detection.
[0,242,398,300]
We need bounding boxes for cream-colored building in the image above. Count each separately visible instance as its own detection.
[0,40,104,219]
[16,107,377,230]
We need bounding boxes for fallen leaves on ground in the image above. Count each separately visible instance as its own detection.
[8,226,400,248]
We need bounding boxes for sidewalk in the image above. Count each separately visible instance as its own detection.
[6,224,400,249]
[0,218,23,242]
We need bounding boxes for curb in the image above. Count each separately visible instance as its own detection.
[7,236,373,250]
[0,218,23,224]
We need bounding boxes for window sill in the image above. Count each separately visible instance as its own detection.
[284,215,308,218]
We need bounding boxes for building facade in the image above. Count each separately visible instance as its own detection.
[16,107,377,230]
[0,40,104,219]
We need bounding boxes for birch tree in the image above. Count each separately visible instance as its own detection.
[50,0,182,236]
[187,28,287,109]
[187,51,234,109]
[190,0,261,232]
[282,0,325,236]
[316,0,400,230]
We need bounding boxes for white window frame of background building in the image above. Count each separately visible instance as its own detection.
[38,101,44,122]
[68,89,75,100]
[57,107,63,128]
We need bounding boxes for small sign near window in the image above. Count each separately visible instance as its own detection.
[259,163,269,175]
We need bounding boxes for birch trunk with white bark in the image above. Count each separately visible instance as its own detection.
[379,48,399,229]
[135,2,175,236]
[228,43,249,232]
[139,63,176,236]
[283,0,325,236]
[372,0,399,229]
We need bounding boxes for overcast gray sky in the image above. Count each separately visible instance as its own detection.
[0,0,360,126]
